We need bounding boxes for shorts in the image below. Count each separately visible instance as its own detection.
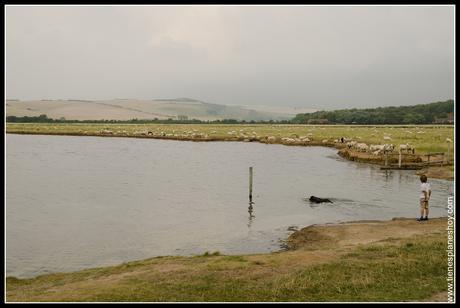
[420,199,429,209]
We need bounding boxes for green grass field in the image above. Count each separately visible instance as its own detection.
[6,123,454,154]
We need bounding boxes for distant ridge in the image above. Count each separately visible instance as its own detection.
[6,98,304,121]
[153,98,203,103]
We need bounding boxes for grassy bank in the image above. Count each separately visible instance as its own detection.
[6,123,454,154]
[416,165,455,181]
[6,218,449,302]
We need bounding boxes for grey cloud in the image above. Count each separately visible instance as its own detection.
[6,5,454,109]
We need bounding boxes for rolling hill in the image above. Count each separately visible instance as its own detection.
[5,98,315,121]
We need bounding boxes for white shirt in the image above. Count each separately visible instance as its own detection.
[420,183,431,200]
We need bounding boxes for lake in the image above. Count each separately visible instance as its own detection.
[6,134,454,278]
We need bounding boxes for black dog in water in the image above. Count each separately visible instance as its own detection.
[309,196,333,203]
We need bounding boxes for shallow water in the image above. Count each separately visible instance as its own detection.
[6,134,454,278]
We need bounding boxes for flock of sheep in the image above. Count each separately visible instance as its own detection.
[346,140,415,155]
[97,128,422,156]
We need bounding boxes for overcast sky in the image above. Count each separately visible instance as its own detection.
[5,5,455,109]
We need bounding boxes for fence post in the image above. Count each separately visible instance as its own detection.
[385,152,388,166]
[398,151,402,168]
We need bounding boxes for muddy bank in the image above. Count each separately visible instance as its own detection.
[286,217,448,251]
[416,166,454,181]
[337,148,425,165]
[6,130,336,146]
[337,148,453,180]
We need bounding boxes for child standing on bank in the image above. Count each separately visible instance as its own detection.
[417,174,432,221]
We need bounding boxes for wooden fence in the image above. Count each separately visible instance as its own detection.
[381,151,452,170]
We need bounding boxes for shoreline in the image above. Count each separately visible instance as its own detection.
[6,216,449,302]
[6,131,454,180]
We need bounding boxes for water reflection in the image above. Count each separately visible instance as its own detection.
[247,201,255,228]
[384,170,394,181]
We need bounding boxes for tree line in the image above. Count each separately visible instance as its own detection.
[5,114,291,124]
[291,100,454,124]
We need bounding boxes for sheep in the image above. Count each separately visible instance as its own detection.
[355,143,369,152]
[370,144,394,154]
[399,143,415,154]
[383,136,392,141]
[383,144,395,153]
[346,141,357,149]
[100,129,113,135]
[370,144,384,152]
[282,137,297,144]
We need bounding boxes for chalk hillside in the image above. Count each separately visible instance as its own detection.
[6,98,315,121]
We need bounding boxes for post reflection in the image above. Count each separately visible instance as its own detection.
[248,201,255,228]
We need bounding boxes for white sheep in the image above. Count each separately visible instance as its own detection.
[356,143,369,152]
[384,144,395,153]
[370,144,384,152]
[346,141,357,149]
[100,129,113,135]
[399,143,415,154]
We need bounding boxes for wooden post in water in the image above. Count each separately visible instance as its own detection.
[398,150,402,168]
[385,152,388,166]
[249,167,253,203]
